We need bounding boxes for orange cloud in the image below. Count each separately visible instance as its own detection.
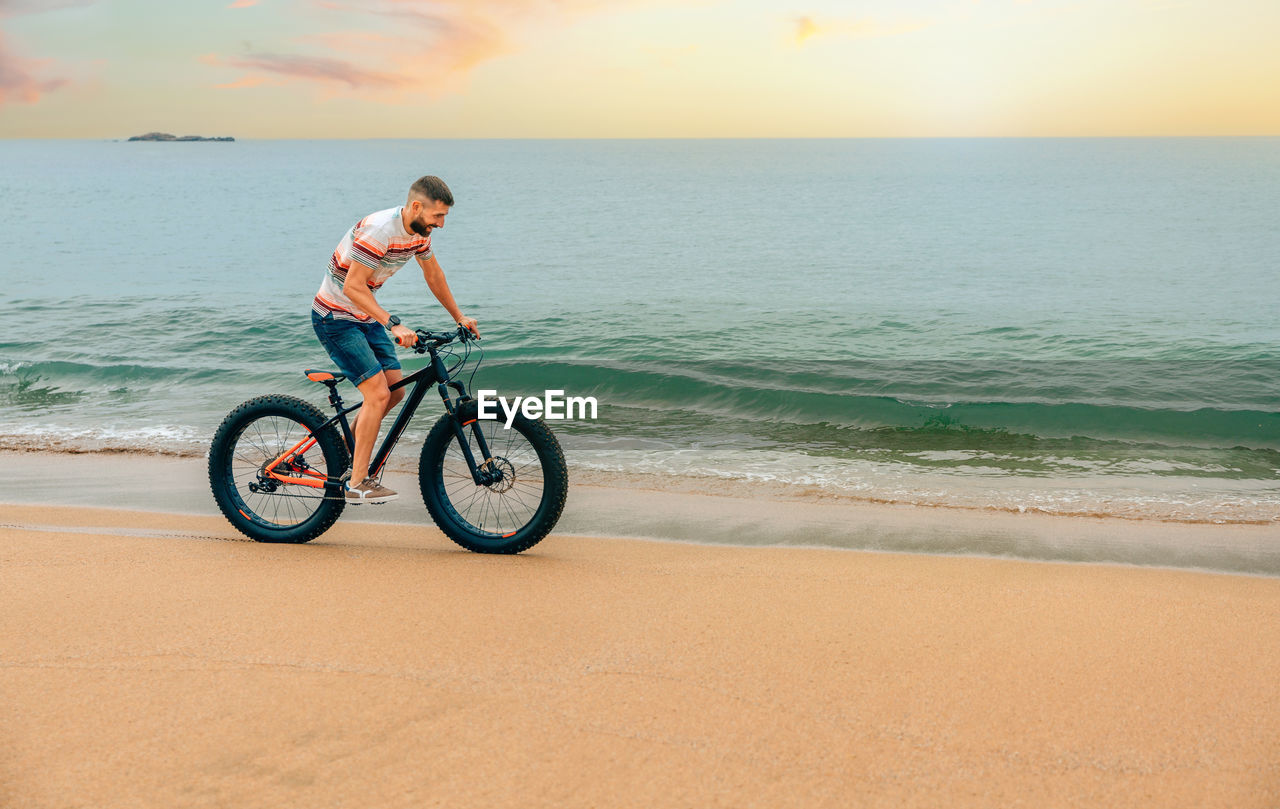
[792,13,933,46]
[228,0,258,7]
[794,15,820,45]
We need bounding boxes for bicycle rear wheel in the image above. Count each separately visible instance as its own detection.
[419,399,568,554]
[209,394,349,543]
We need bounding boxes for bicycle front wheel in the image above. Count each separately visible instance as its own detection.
[208,394,349,543]
[419,399,568,554]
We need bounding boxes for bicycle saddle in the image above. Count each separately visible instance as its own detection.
[303,369,347,384]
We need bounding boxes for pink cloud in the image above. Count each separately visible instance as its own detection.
[298,20,510,82]
[306,2,513,78]
[215,51,409,89]
[0,0,93,13]
[228,0,258,7]
[209,0,659,98]
[0,31,68,105]
[214,74,269,89]
[0,0,96,106]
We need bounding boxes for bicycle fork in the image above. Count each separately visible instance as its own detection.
[437,381,503,487]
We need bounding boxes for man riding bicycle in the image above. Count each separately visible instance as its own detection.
[311,175,479,504]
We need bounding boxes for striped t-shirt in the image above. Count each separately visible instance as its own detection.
[312,207,433,322]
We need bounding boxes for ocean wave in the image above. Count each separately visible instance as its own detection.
[5,351,1279,455]
[0,425,207,456]
[480,359,1280,451]
[6,435,1270,525]
[0,358,236,385]
[563,448,1280,525]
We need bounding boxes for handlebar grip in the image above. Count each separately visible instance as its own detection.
[407,326,473,352]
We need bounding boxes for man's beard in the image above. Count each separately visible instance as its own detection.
[410,218,432,236]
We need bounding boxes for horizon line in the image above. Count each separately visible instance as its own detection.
[6,134,1280,141]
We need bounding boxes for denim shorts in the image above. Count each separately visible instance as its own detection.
[311,310,401,386]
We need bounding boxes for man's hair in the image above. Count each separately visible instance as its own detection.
[409,175,454,207]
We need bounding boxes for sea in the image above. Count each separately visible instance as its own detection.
[1,138,1277,526]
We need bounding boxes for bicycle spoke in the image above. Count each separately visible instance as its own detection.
[430,419,551,538]
[228,414,327,529]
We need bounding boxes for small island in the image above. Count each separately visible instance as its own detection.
[127,132,235,142]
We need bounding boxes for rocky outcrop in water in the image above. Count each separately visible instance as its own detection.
[128,132,235,142]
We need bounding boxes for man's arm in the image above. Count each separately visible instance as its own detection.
[418,253,479,336]
[342,263,418,346]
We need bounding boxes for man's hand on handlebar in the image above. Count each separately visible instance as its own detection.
[406,324,476,353]
[390,324,419,347]
[457,316,479,339]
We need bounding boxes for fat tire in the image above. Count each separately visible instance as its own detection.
[208,394,349,543]
[419,399,568,554]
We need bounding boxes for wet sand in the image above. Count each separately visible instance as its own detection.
[3,503,1279,808]
[3,450,1279,574]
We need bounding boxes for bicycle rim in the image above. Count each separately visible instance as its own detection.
[228,414,331,528]
[436,420,548,538]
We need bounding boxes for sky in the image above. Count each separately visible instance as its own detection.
[1,0,1277,138]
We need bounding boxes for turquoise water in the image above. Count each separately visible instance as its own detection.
[1,138,1277,522]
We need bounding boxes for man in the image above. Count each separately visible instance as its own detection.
[311,175,479,504]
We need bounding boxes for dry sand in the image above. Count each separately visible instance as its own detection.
[2,503,1279,808]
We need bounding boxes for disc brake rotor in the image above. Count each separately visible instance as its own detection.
[486,456,516,493]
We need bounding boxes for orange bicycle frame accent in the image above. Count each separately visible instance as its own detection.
[263,433,327,489]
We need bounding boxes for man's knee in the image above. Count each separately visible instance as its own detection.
[383,369,405,410]
[358,377,391,410]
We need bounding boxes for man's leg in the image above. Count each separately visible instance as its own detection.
[384,368,406,410]
[350,372,391,484]
[312,313,400,502]
[347,368,403,465]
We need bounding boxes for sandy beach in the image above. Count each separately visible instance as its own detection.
[3,497,1279,808]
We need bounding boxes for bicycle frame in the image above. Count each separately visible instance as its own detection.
[263,338,500,495]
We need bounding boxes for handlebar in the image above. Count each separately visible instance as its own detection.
[410,325,476,353]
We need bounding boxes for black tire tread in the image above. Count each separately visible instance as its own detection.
[208,394,348,543]
[418,400,568,554]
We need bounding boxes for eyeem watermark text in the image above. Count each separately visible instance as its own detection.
[477,389,598,428]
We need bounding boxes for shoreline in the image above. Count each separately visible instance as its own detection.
[6,501,1279,584]
[3,502,1279,807]
[2,449,1278,575]
[2,442,1275,526]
